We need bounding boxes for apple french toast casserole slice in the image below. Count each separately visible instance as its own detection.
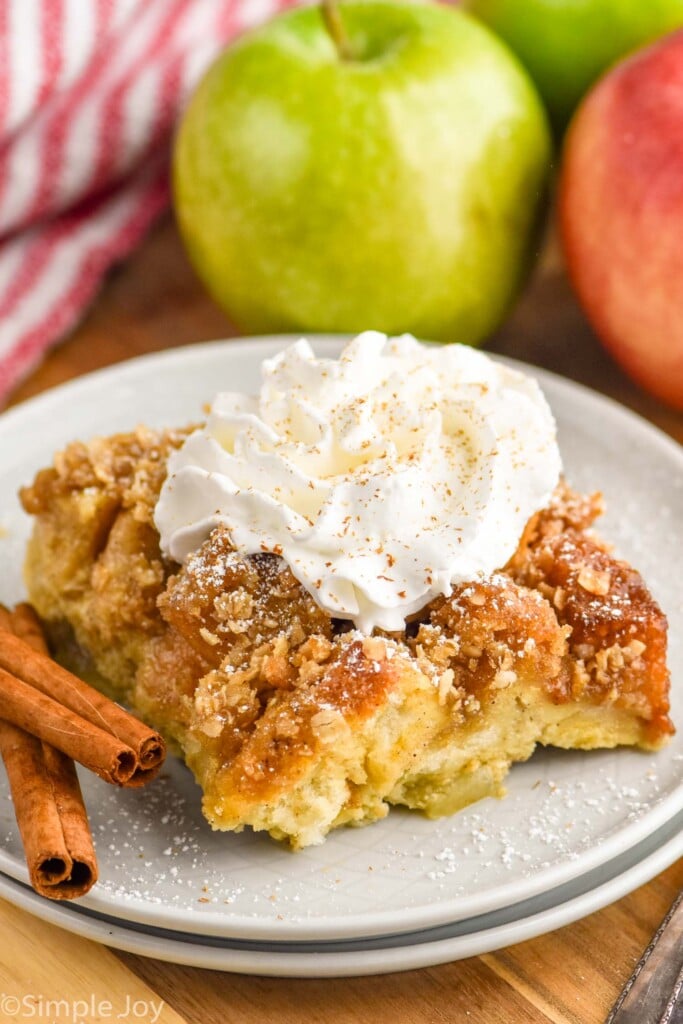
[20,427,672,848]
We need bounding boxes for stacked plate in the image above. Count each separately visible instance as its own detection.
[0,338,681,977]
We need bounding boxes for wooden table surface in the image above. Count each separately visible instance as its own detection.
[3,214,682,1024]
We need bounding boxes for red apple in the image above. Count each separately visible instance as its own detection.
[559,30,683,410]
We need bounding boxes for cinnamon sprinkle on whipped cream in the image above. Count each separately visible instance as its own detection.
[154,332,562,632]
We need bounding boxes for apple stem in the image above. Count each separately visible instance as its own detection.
[321,0,354,61]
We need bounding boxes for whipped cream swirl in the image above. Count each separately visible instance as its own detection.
[155,332,561,632]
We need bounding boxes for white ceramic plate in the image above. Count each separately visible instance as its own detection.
[0,808,680,977]
[0,337,681,943]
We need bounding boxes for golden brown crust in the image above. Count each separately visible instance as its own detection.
[20,428,187,698]
[160,526,331,670]
[19,430,674,847]
[422,575,568,705]
[503,475,672,744]
[212,638,400,806]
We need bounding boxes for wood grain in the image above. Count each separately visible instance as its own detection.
[0,898,186,1023]
[3,213,682,1024]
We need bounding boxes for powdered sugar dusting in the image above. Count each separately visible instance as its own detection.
[0,745,675,939]
[1,338,681,942]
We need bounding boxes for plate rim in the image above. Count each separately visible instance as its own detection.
[1,334,681,942]
[0,808,680,977]
[4,333,683,465]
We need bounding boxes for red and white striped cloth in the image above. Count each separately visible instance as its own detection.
[0,0,291,406]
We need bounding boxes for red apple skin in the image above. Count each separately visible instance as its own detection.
[559,30,683,410]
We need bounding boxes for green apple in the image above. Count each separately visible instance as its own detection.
[464,0,683,129]
[173,0,551,344]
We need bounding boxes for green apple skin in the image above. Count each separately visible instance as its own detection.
[173,1,551,344]
[465,0,683,130]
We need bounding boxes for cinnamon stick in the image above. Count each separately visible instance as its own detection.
[1,602,49,653]
[0,611,165,785]
[0,724,97,899]
[0,606,97,899]
[1,609,54,700]
[0,664,137,785]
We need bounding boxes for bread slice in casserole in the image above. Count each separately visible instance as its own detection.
[20,428,673,848]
